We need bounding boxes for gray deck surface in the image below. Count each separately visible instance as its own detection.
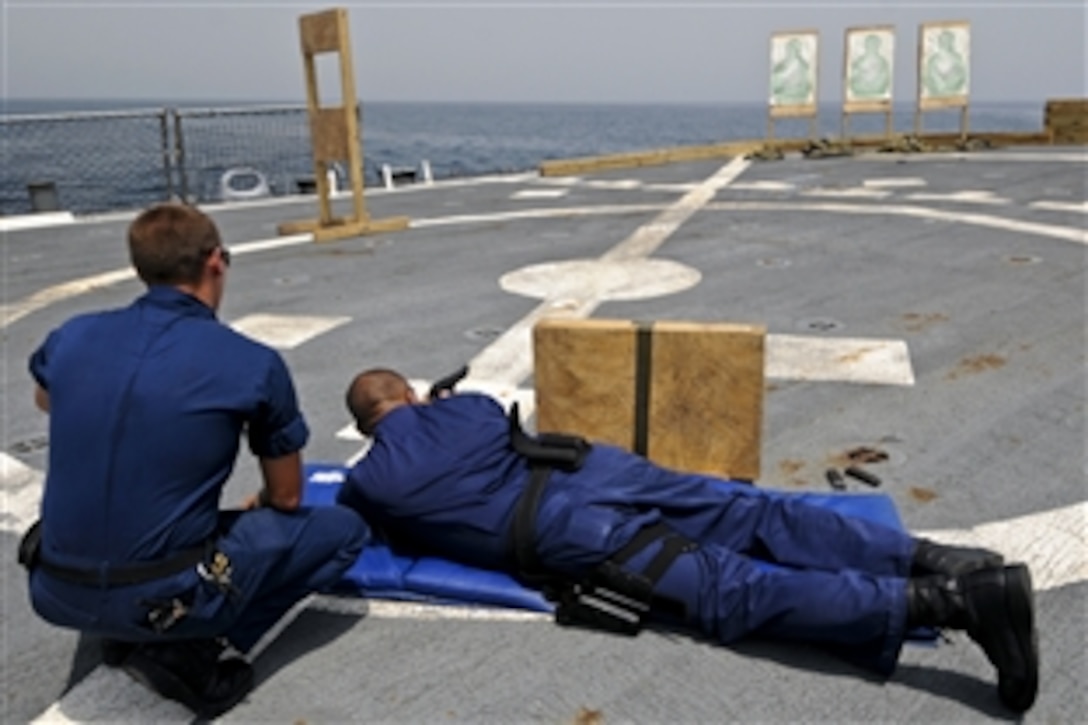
[2,148,1085,723]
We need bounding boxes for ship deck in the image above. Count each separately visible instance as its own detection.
[2,146,1085,723]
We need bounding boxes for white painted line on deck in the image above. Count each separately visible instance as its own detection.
[704,201,1088,245]
[803,187,892,199]
[1,267,137,330]
[511,189,569,199]
[858,151,1087,163]
[229,313,350,350]
[0,211,76,232]
[0,233,315,331]
[918,501,1087,593]
[1030,199,1088,214]
[410,203,667,229]
[361,600,551,622]
[765,335,915,386]
[464,158,751,387]
[584,179,643,190]
[644,182,701,193]
[730,181,795,192]
[905,190,1010,205]
[1,452,44,535]
[30,668,193,724]
[863,178,927,189]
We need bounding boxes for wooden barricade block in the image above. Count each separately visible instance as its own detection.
[278,7,409,241]
[533,318,765,481]
[1045,98,1088,145]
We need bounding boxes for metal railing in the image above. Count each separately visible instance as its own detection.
[0,104,345,216]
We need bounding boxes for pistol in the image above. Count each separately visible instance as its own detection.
[428,364,469,400]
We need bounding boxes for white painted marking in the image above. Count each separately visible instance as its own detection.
[584,179,642,190]
[410,203,666,229]
[765,335,915,386]
[533,176,582,187]
[858,151,1087,163]
[464,158,751,387]
[344,437,374,467]
[1030,199,1088,214]
[863,178,927,189]
[0,233,315,331]
[229,313,350,350]
[704,201,1088,245]
[30,667,193,724]
[0,211,75,232]
[360,599,550,622]
[603,156,751,262]
[1,452,44,535]
[918,502,1087,593]
[500,258,701,302]
[1,268,137,330]
[510,189,568,199]
[803,187,892,199]
[905,190,1010,205]
[644,183,701,193]
[730,181,795,192]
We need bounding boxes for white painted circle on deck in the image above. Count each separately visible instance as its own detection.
[499,258,700,302]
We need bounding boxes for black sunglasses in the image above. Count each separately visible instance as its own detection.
[219,246,232,266]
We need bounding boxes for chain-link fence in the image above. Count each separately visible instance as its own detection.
[174,104,315,206]
[1,107,173,216]
[0,104,366,216]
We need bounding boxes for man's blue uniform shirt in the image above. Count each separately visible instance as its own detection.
[29,286,309,568]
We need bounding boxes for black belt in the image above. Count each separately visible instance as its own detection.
[38,543,209,588]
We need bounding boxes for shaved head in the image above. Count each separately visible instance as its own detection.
[346,368,414,435]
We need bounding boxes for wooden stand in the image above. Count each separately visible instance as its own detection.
[767,105,819,143]
[1045,98,1088,145]
[841,26,895,142]
[533,319,766,482]
[277,8,408,242]
[914,21,971,141]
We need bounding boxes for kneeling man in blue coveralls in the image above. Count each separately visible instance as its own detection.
[336,368,1039,714]
[21,203,369,718]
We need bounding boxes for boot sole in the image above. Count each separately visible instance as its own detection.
[997,564,1038,713]
[123,649,253,719]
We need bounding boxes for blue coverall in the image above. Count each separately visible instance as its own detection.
[338,392,914,675]
[28,286,368,652]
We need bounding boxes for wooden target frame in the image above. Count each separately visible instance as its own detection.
[278,8,409,242]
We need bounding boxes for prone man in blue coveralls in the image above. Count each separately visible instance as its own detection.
[336,368,1039,714]
[19,203,369,719]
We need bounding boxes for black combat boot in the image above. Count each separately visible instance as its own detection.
[123,638,254,718]
[100,638,136,667]
[911,537,1004,578]
[907,564,1038,713]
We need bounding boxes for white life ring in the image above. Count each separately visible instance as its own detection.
[219,167,270,201]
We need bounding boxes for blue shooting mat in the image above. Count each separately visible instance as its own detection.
[303,462,936,641]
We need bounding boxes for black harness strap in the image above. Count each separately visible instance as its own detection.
[509,464,552,586]
[505,406,696,632]
[633,321,653,456]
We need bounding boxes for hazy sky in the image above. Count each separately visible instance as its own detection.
[2,1,1085,104]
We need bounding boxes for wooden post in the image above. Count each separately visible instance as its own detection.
[278,7,409,242]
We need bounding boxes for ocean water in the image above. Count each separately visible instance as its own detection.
[0,99,1045,216]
